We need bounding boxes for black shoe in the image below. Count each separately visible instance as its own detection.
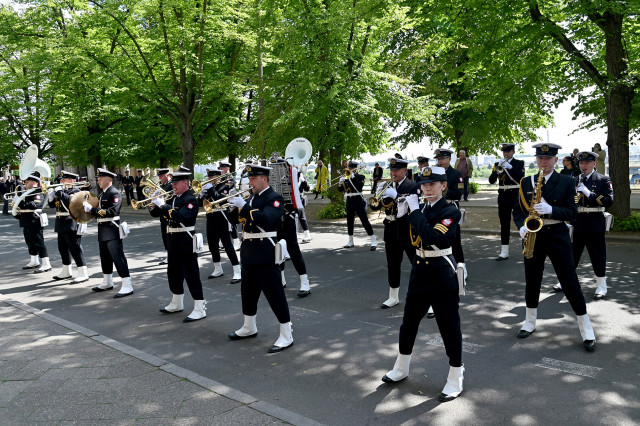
[228,331,258,340]
[113,291,134,298]
[584,340,596,352]
[517,329,534,339]
[593,293,605,300]
[297,290,311,298]
[370,245,377,251]
[551,284,563,293]
[344,244,354,249]
[426,312,435,319]
[268,341,293,353]
[52,275,72,280]
[159,307,183,313]
[33,268,51,274]
[230,278,241,284]
[495,256,508,261]
[22,265,38,270]
[381,375,406,384]
[183,315,205,323]
[159,260,168,265]
[439,392,461,402]
[92,286,113,292]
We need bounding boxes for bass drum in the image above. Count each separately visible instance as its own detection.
[69,191,99,224]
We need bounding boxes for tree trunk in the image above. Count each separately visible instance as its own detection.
[178,117,195,172]
[605,87,633,218]
[229,153,237,173]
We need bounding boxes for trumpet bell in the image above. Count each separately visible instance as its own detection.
[69,191,99,224]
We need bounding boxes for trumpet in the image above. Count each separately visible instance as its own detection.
[369,180,393,208]
[192,172,235,194]
[203,189,251,212]
[131,189,174,210]
[42,181,91,192]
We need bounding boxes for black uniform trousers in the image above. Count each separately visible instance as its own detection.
[384,221,414,288]
[206,212,239,265]
[167,249,204,299]
[346,199,374,236]
[448,201,465,263]
[124,187,134,205]
[58,231,86,266]
[99,239,130,278]
[498,192,518,245]
[278,213,306,275]
[136,187,143,201]
[524,224,587,315]
[241,263,290,323]
[23,227,48,257]
[298,207,309,232]
[399,260,462,367]
[573,231,606,277]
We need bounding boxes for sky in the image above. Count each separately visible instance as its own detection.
[362,98,609,162]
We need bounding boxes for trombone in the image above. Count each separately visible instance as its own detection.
[192,172,235,194]
[330,165,367,186]
[4,188,43,201]
[369,180,393,208]
[42,181,91,192]
[203,189,251,213]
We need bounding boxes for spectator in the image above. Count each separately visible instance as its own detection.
[1,178,9,215]
[371,162,383,194]
[593,143,606,174]
[454,149,473,201]
[560,156,580,177]
[314,160,328,199]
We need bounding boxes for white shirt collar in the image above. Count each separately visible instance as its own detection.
[585,170,595,180]
[258,186,270,196]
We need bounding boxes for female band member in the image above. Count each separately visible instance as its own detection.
[381,166,464,402]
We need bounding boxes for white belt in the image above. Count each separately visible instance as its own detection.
[416,247,453,258]
[243,231,277,240]
[578,207,605,213]
[167,226,195,233]
[344,193,363,197]
[56,212,70,217]
[542,219,562,226]
[97,216,120,223]
[385,215,396,221]
[499,184,520,190]
[19,209,37,213]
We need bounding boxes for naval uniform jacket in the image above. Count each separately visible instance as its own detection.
[371,177,420,228]
[338,173,366,208]
[407,197,461,287]
[513,171,578,231]
[444,167,463,203]
[489,158,525,203]
[151,190,199,253]
[572,171,613,233]
[89,185,122,242]
[122,175,134,190]
[16,191,45,229]
[49,187,80,233]
[237,187,284,266]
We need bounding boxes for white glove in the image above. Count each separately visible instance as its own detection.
[397,199,408,218]
[383,187,397,199]
[502,161,512,170]
[577,183,591,197]
[47,188,55,201]
[339,177,345,185]
[202,183,213,191]
[82,201,92,212]
[519,226,527,239]
[533,201,552,215]
[228,196,246,209]
[152,197,165,208]
[405,194,420,212]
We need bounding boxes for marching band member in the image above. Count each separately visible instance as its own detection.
[154,168,173,265]
[219,161,241,250]
[151,172,207,322]
[134,169,144,201]
[200,168,241,283]
[370,158,420,309]
[513,143,596,351]
[382,166,464,402]
[412,157,429,183]
[553,151,613,299]
[488,143,525,261]
[122,170,135,206]
[297,170,312,244]
[15,173,51,273]
[435,149,466,279]
[338,161,377,250]
[84,168,134,298]
[227,165,293,353]
[48,171,88,283]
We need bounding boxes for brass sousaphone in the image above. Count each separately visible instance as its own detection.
[69,190,99,224]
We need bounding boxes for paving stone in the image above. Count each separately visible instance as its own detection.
[101,360,158,378]
[37,367,79,381]
[72,366,111,379]
[0,380,31,405]
[177,391,241,418]
[57,377,130,393]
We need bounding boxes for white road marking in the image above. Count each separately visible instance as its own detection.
[535,357,602,378]
[356,320,393,329]
[290,306,320,317]
[426,336,485,354]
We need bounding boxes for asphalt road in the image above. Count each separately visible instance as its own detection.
[1,212,639,425]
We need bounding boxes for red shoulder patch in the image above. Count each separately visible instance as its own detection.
[442,218,453,226]
[459,177,464,182]
[274,200,281,208]
[36,195,41,200]
[114,197,119,203]
[187,203,194,209]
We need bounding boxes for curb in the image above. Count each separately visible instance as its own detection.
[0,294,325,426]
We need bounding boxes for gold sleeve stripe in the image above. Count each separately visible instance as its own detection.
[249,209,259,221]
[167,209,174,219]
[458,183,464,188]
[97,210,106,217]
[434,224,449,234]
[597,195,603,206]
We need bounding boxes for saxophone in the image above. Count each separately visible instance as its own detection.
[522,171,545,259]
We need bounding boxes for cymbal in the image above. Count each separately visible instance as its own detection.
[69,190,99,224]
